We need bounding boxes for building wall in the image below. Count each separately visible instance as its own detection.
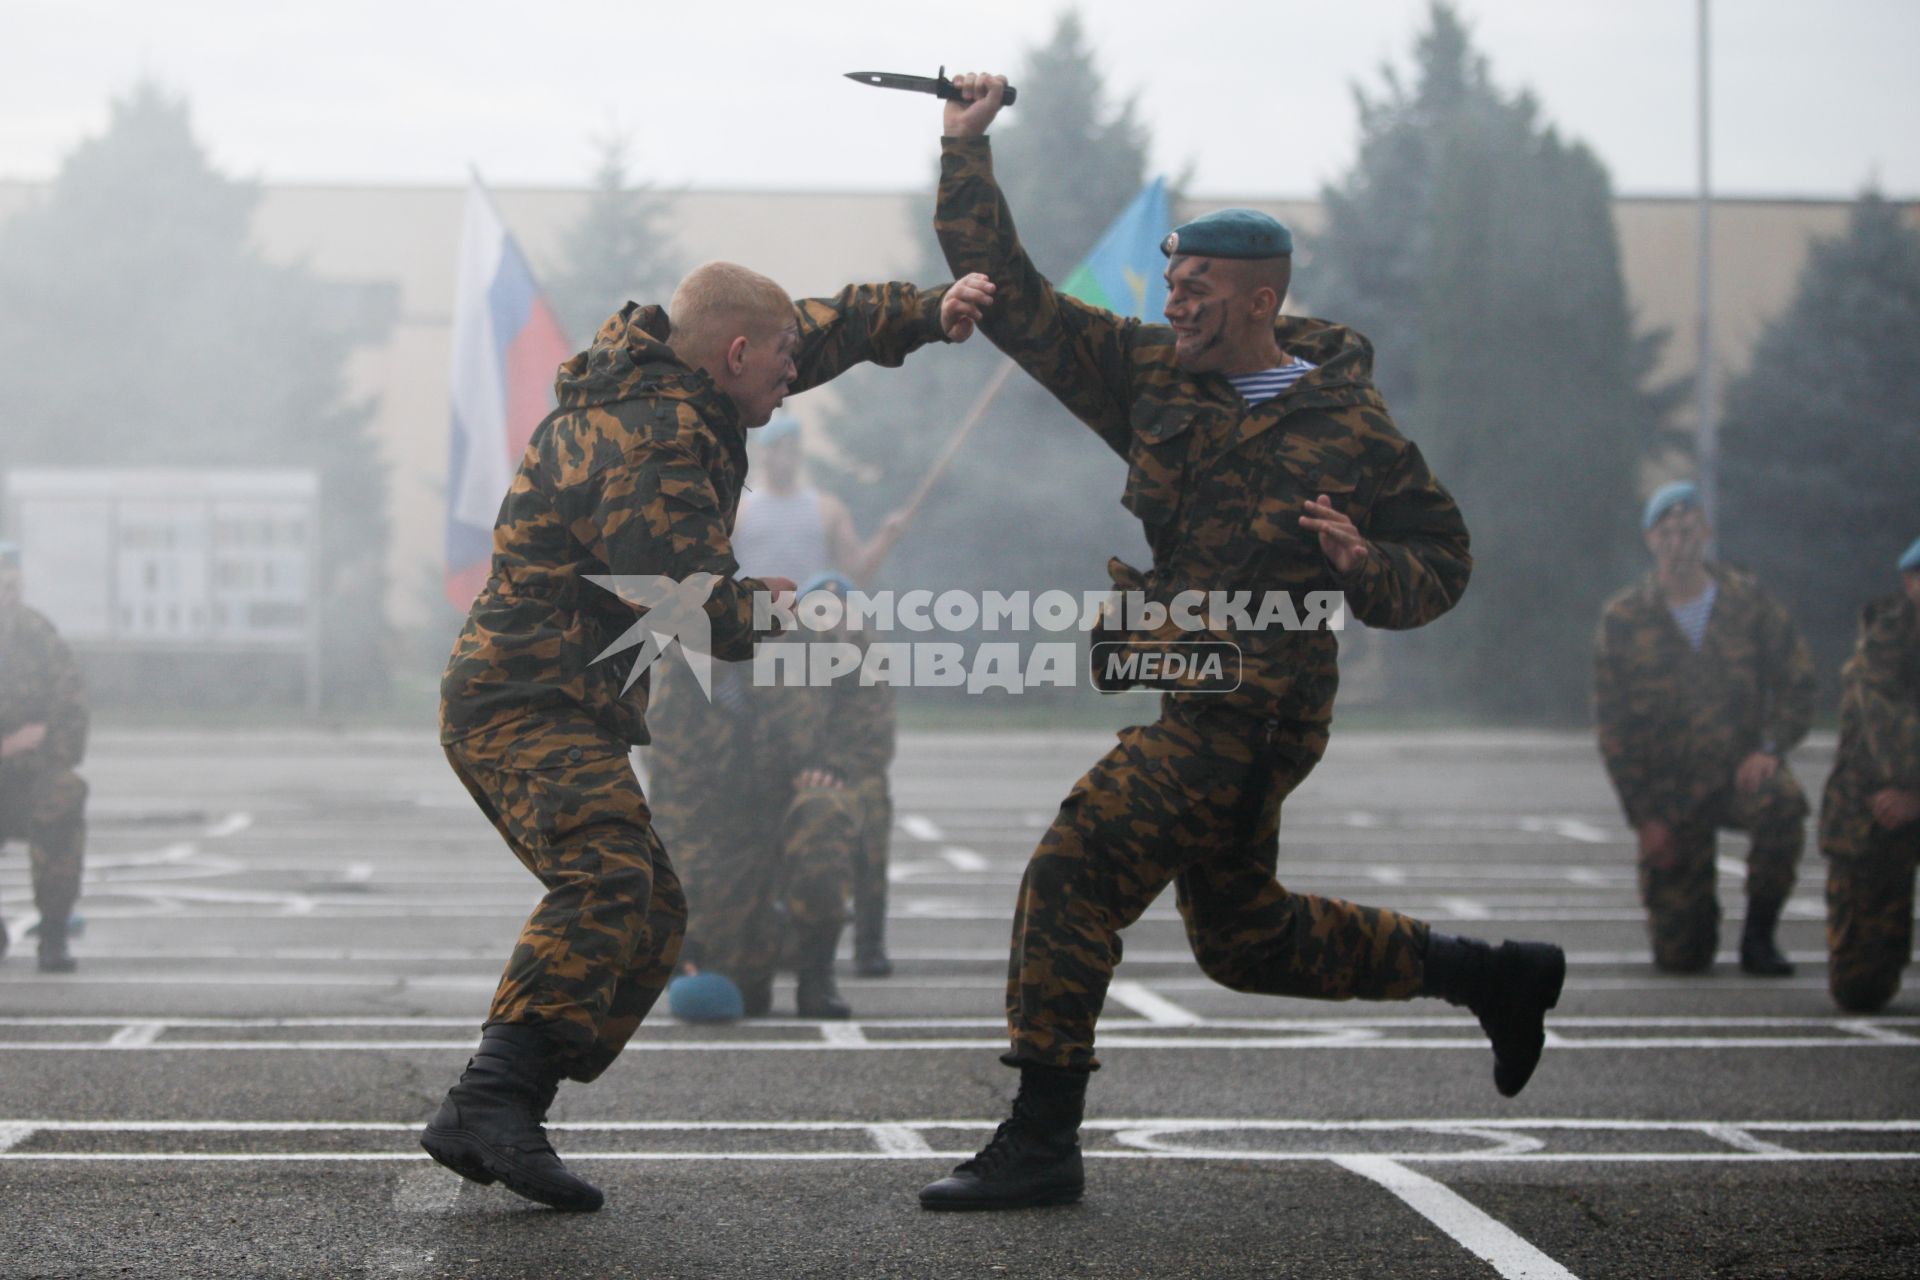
[3,178,1909,629]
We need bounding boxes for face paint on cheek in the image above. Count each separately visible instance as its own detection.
[1191,302,1219,350]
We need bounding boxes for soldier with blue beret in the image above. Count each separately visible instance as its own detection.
[1819,537,1920,1010]
[918,71,1567,1211]
[1595,482,1816,976]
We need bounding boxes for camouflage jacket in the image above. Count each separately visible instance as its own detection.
[935,137,1471,725]
[441,286,948,749]
[1821,594,1920,858]
[646,638,896,844]
[1593,564,1816,827]
[0,604,88,773]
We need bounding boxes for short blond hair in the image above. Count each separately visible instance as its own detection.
[668,261,794,360]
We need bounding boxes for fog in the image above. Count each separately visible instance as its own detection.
[0,3,1914,729]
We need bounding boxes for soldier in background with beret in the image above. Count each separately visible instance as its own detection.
[1820,537,1920,1011]
[918,73,1567,1211]
[1594,482,1816,977]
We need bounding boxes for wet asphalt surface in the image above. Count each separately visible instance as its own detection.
[1,725,1914,1278]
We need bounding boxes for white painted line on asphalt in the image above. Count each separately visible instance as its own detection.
[939,847,990,872]
[866,1125,935,1156]
[1517,817,1612,845]
[205,813,254,839]
[1368,867,1407,885]
[0,1124,35,1153]
[818,1023,868,1046]
[1716,856,1747,881]
[5,1014,1908,1032]
[3,1032,1914,1053]
[898,815,945,842]
[1437,897,1492,920]
[106,1022,167,1049]
[1333,1155,1579,1280]
[1107,981,1204,1028]
[1840,1021,1918,1044]
[1701,1125,1796,1156]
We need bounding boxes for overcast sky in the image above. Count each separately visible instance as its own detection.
[4,0,1916,198]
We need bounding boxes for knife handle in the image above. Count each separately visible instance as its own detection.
[936,75,1017,106]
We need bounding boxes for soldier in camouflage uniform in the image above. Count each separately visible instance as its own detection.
[1594,483,1815,977]
[1820,540,1920,1012]
[648,577,895,1018]
[917,76,1567,1212]
[421,261,993,1211]
[0,541,87,974]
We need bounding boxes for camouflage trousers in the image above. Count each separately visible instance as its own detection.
[0,762,87,923]
[1638,769,1807,973]
[1826,831,1920,1013]
[445,721,685,1083]
[678,785,861,983]
[1006,702,1427,1072]
[848,776,891,953]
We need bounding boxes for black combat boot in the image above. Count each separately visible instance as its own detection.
[794,926,852,1019]
[737,972,774,1018]
[1739,895,1795,976]
[853,878,893,978]
[36,914,76,974]
[420,1022,604,1212]
[919,1065,1087,1210]
[1422,933,1566,1098]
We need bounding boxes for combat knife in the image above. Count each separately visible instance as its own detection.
[844,66,1019,107]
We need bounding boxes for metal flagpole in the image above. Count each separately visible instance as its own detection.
[1695,0,1718,531]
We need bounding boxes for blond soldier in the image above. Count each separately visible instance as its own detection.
[422,262,992,1211]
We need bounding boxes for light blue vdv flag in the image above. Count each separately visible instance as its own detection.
[1059,177,1171,321]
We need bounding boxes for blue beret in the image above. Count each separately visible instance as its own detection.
[1161,208,1293,259]
[1642,481,1701,532]
[0,541,18,568]
[667,972,745,1023]
[1900,536,1920,574]
[759,415,801,445]
[798,570,856,598]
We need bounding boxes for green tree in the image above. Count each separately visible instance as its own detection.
[1311,4,1677,721]
[549,130,682,344]
[0,82,389,709]
[822,10,1154,708]
[1719,192,1920,685]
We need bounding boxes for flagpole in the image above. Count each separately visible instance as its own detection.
[894,358,1019,527]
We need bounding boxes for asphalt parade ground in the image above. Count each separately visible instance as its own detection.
[1,726,1915,1278]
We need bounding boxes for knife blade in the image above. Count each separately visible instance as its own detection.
[844,66,1018,106]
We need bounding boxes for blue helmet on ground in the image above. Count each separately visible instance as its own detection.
[667,971,745,1023]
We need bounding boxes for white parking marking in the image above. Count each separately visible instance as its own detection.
[1107,981,1203,1028]
[818,1023,868,1046]
[106,1022,166,1049]
[0,1124,35,1153]
[867,1125,935,1156]
[1701,1125,1796,1156]
[939,847,989,872]
[0,1118,1910,1171]
[1334,1155,1579,1279]
[898,816,945,842]
[205,813,254,839]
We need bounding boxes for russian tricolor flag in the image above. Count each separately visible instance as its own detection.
[444,177,572,606]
